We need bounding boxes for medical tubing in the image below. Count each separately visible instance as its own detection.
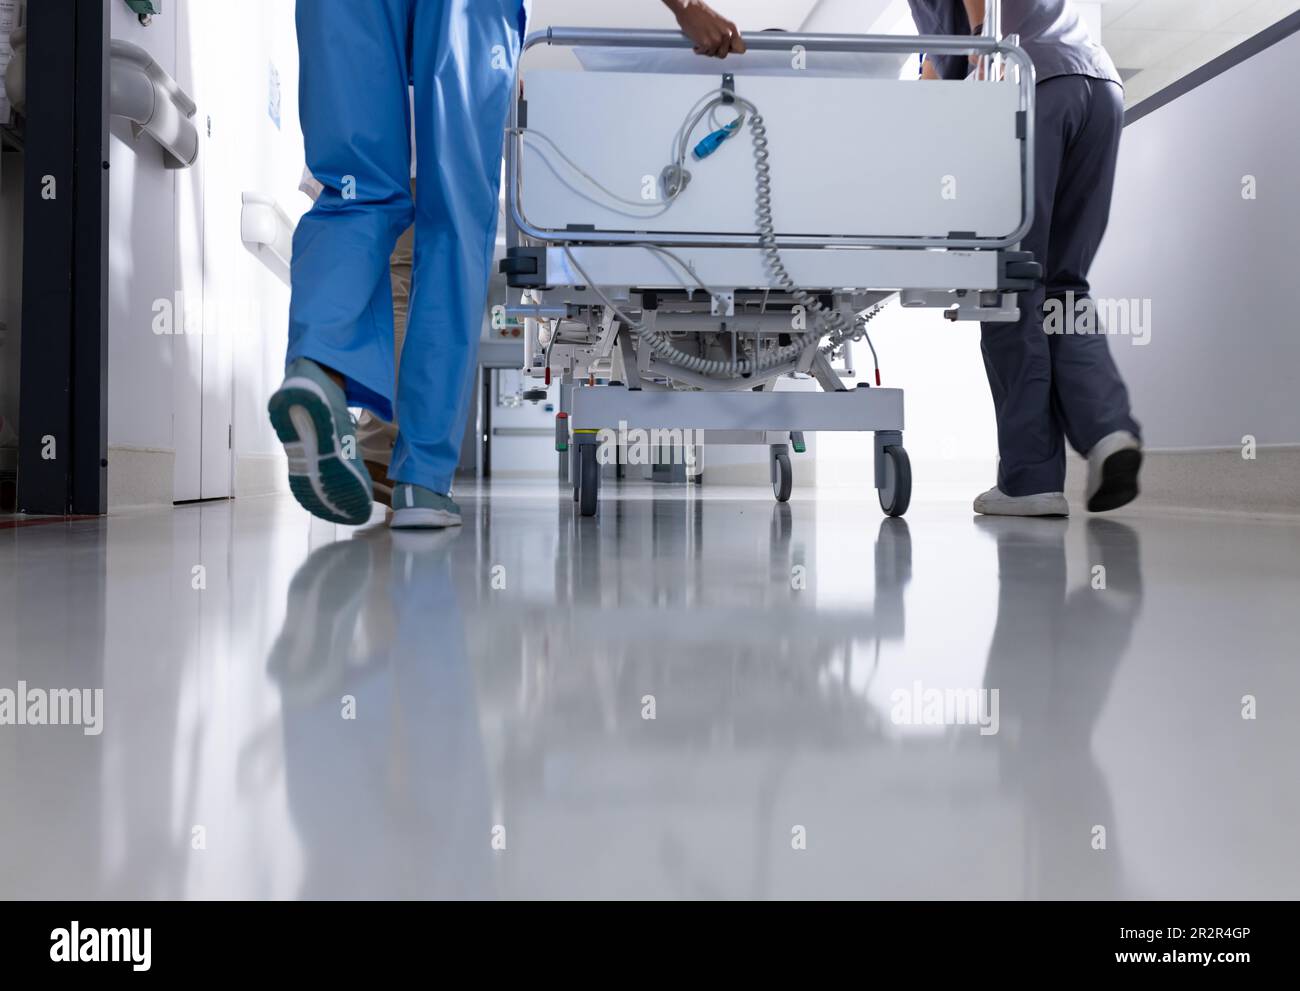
[634,96,859,379]
[746,106,853,367]
[513,128,678,215]
[864,328,881,384]
[658,100,850,377]
[549,91,872,379]
[509,89,734,217]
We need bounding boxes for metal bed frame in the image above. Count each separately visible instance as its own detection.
[500,12,1038,518]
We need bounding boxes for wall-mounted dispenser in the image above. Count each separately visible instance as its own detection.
[123,1,161,28]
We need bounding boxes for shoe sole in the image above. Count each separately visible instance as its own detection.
[974,506,1069,518]
[1088,449,1142,513]
[268,378,373,526]
[390,507,463,530]
[973,494,1069,518]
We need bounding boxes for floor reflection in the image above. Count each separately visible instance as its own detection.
[979,517,1143,899]
[8,482,1297,900]
[269,528,493,898]
[264,492,1146,899]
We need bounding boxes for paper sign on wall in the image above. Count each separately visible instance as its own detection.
[268,61,281,130]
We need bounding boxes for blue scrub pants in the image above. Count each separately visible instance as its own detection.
[289,0,527,494]
[981,76,1141,496]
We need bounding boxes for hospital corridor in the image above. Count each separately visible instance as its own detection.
[1,0,1299,955]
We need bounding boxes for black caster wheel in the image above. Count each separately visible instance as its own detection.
[578,444,599,517]
[523,389,548,403]
[878,445,912,517]
[772,452,792,503]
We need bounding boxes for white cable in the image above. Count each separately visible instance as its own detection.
[510,87,741,218]
[543,88,869,379]
[511,128,677,214]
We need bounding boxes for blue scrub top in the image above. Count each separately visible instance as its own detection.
[907,0,1121,86]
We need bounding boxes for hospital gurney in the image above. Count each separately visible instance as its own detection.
[499,19,1039,518]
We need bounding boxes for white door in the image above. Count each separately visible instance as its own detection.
[199,98,234,501]
[172,56,204,502]
[172,0,233,501]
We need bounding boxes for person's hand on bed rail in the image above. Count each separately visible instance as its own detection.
[662,0,747,58]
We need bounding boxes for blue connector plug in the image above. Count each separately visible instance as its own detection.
[692,119,742,161]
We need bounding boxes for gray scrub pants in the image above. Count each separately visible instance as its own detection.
[982,75,1141,496]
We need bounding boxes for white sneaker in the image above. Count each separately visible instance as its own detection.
[973,486,1069,517]
[1086,430,1142,513]
[389,483,463,530]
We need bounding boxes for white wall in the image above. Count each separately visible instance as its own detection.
[106,0,304,507]
[182,0,306,493]
[108,0,179,462]
[818,308,999,494]
[1089,28,1300,449]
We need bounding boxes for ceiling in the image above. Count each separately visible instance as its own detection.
[1102,0,1299,104]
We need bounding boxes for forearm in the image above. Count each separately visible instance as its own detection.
[962,0,985,32]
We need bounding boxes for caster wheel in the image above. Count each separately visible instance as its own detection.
[878,445,912,517]
[772,452,792,503]
[578,444,599,517]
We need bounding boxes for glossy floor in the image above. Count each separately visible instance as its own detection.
[2,482,1298,899]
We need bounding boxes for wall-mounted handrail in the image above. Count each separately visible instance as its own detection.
[240,192,295,286]
[110,39,198,169]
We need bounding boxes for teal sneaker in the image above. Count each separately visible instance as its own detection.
[390,483,462,530]
[267,358,374,525]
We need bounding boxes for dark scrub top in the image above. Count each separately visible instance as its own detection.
[907,0,1120,85]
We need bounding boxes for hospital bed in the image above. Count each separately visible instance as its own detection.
[500,17,1039,518]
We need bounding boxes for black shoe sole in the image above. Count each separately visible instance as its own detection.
[1088,448,1142,513]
